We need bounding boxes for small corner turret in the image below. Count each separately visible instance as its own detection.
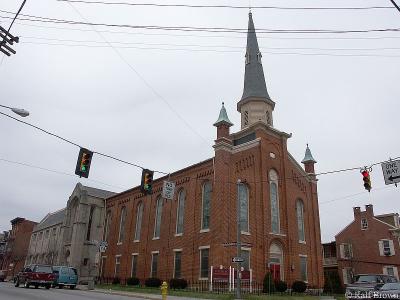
[301,144,317,174]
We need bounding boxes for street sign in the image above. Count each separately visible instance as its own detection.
[162,181,175,200]
[232,257,244,263]
[99,241,108,253]
[381,160,400,185]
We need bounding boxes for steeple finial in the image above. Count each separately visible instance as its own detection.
[214,102,233,127]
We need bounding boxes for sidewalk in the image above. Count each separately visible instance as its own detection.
[91,288,212,300]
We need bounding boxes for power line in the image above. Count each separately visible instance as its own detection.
[0,110,169,174]
[20,35,400,52]
[0,157,124,190]
[56,0,394,11]
[11,20,400,41]
[390,0,400,13]
[21,41,400,57]
[1,11,400,34]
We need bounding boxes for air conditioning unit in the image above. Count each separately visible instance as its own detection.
[384,249,391,256]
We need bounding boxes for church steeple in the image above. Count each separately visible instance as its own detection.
[237,12,275,129]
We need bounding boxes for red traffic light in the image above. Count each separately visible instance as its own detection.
[361,170,371,192]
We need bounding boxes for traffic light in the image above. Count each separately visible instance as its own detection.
[362,170,372,192]
[141,169,154,195]
[75,148,93,178]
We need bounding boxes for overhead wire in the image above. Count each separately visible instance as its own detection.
[1,11,400,34]
[56,0,394,11]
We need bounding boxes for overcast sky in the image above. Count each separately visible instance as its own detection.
[0,0,399,242]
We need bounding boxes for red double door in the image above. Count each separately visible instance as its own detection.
[270,264,280,281]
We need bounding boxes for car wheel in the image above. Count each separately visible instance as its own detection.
[34,284,39,289]
[69,285,75,290]
[45,284,51,289]
[58,284,63,289]
[14,278,20,287]
[24,281,30,288]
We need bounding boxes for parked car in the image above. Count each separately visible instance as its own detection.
[373,282,400,299]
[0,270,6,282]
[52,266,78,289]
[14,265,55,289]
[346,274,398,299]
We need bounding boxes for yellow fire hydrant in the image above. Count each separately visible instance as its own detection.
[161,281,168,300]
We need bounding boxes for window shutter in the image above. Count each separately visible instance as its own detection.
[389,240,395,255]
[342,269,348,285]
[340,244,345,259]
[378,241,384,256]
[394,267,399,280]
[383,266,388,275]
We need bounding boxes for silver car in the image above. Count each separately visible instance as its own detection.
[372,283,400,299]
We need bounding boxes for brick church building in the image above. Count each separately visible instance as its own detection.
[101,12,324,287]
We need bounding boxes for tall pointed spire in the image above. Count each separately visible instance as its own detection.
[237,12,275,129]
[241,12,271,102]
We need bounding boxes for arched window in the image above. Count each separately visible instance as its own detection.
[86,205,95,241]
[176,189,185,235]
[269,170,280,234]
[269,242,284,281]
[104,210,111,242]
[154,197,163,238]
[201,182,212,230]
[134,202,143,241]
[118,206,127,243]
[296,200,305,242]
[239,184,249,233]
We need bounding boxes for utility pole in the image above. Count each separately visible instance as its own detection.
[236,179,242,299]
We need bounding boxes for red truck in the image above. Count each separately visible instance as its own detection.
[14,264,55,289]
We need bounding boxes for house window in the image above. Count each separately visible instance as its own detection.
[118,206,127,243]
[241,249,250,270]
[154,197,163,238]
[300,256,308,282]
[151,252,159,278]
[52,227,56,237]
[361,218,368,230]
[342,268,353,285]
[131,254,138,277]
[114,256,121,277]
[174,251,182,278]
[245,52,250,64]
[45,230,49,239]
[104,210,112,242]
[176,190,185,235]
[269,170,280,233]
[200,247,209,279]
[134,202,143,241]
[239,184,249,233]
[86,205,95,241]
[201,182,212,230]
[340,243,353,259]
[296,200,305,242]
[257,51,262,63]
[379,240,395,256]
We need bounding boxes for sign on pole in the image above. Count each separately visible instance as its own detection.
[232,257,244,263]
[162,181,175,200]
[381,160,400,185]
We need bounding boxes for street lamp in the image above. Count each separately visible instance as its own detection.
[0,104,29,117]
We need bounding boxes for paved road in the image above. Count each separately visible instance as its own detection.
[0,282,150,300]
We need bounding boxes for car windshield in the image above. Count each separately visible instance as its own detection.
[52,266,60,273]
[34,266,52,273]
[381,283,400,290]
[355,275,378,283]
[71,268,77,275]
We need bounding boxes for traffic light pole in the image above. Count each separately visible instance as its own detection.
[236,179,242,299]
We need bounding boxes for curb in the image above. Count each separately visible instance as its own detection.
[91,288,162,300]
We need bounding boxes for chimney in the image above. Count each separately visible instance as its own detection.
[353,207,361,219]
[365,204,374,217]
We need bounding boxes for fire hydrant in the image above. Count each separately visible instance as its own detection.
[161,281,168,300]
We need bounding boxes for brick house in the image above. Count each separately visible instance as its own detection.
[336,204,400,285]
[0,217,37,279]
[101,12,324,287]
